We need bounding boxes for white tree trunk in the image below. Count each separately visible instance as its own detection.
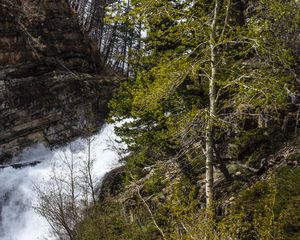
[205,0,219,209]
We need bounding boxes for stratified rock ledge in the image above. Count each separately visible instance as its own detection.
[0,0,119,162]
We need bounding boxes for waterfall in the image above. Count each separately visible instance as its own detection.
[0,124,120,240]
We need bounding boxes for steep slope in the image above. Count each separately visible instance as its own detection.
[0,0,119,161]
[78,134,300,240]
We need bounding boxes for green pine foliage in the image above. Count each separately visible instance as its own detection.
[109,0,299,174]
[94,0,300,239]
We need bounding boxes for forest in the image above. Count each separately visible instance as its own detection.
[71,0,300,239]
[0,0,299,239]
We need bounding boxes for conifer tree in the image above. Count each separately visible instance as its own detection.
[110,0,299,211]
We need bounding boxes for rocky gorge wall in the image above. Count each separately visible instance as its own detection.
[0,0,119,162]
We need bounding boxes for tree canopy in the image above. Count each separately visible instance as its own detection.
[109,0,299,182]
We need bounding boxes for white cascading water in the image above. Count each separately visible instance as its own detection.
[0,124,120,240]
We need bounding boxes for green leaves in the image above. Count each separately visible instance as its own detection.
[132,55,191,114]
[109,0,299,181]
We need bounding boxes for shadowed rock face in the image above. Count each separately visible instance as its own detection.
[0,0,118,162]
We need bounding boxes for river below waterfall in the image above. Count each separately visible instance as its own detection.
[0,124,120,240]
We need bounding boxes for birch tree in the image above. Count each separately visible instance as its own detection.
[205,0,219,209]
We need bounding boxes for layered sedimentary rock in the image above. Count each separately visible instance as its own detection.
[0,0,118,161]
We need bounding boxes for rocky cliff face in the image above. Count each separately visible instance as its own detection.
[0,0,118,162]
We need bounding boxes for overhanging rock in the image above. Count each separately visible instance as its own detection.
[0,0,119,161]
